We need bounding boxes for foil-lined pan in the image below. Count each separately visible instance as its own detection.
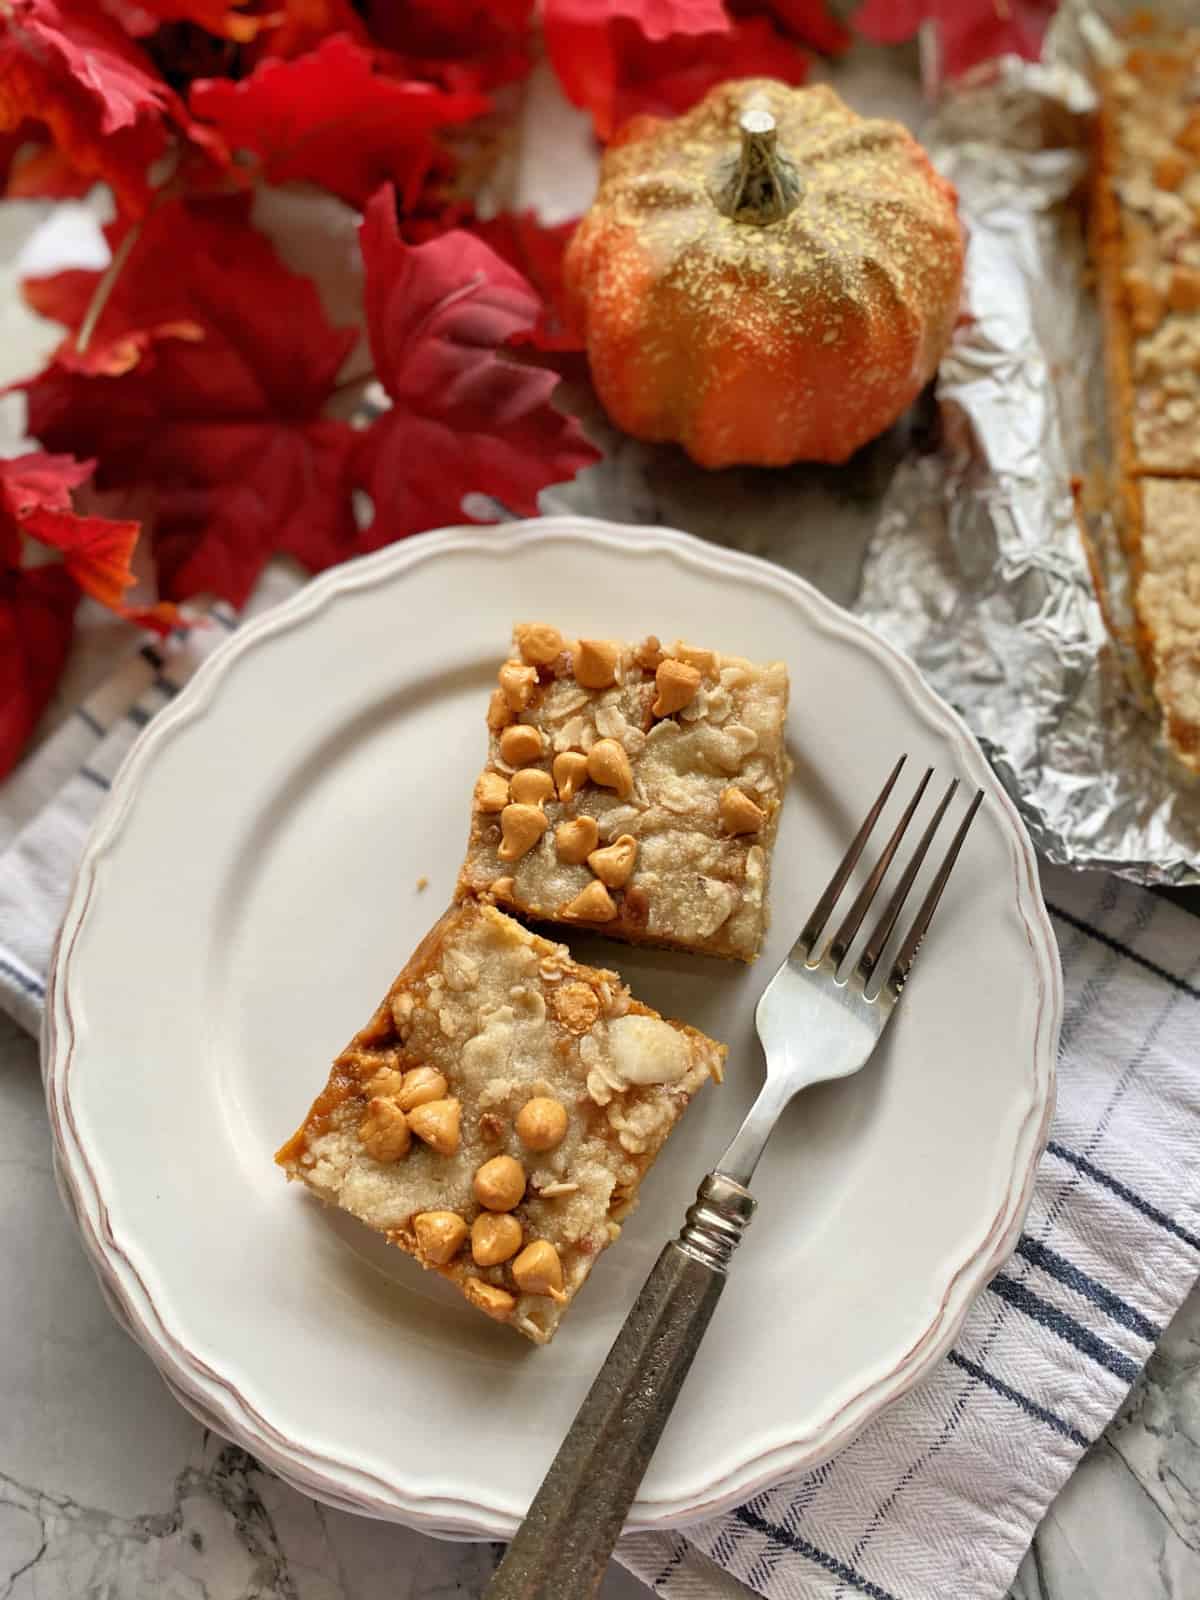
[854,0,1200,884]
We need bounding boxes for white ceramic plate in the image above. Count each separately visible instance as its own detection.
[44,517,1059,1537]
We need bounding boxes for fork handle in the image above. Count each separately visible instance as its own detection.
[485,1173,756,1600]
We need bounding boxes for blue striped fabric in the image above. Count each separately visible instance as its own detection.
[617,871,1200,1600]
[1,587,1196,1600]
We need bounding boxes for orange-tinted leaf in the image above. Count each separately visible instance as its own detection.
[249,0,367,60]
[0,449,180,635]
[190,35,490,210]
[103,0,264,41]
[0,565,79,779]
[542,0,730,139]
[25,506,141,609]
[0,0,176,214]
[352,185,598,546]
[0,124,95,199]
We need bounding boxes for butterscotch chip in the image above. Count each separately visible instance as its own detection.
[499,659,537,712]
[551,982,600,1033]
[555,816,599,864]
[463,1278,516,1321]
[652,658,701,717]
[515,1096,569,1151]
[574,638,620,689]
[587,834,637,887]
[515,622,564,665]
[510,768,555,805]
[408,1097,461,1155]
[276,902,724,1342]
[358,1099,411,1163]
[475,771,510,813]
[413,1210,467,1265]
[719,786,766,835]
[498,724,543,766]
[563,881,617,922]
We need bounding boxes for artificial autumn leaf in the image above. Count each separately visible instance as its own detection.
[746,0,850,56]
[100,0,263,41]
[362,0,534,93]
[0,122,94,199]
[0,0,176,214]
[20,196,360,607]
[608,12,814,130]
[0,451,94,526]
[852,0,1055,79]
[0,450,179,631]
[0,565,78,780]
[249,0,366,60]
[472,212,582,352]
[22,198,258,378]
[352,185,599,546]
[189,33,490,210]
[542,0,731,139]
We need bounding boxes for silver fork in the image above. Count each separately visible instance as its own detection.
[487,756,984,1600]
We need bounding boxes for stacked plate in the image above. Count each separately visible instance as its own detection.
[43,519,1059,1536]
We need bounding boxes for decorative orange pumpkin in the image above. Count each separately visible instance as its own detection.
[564,79,965,468]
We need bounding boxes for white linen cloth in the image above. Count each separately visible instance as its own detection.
[2,585,1198,1600]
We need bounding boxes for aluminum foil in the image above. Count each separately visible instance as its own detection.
[853,1,1200,884]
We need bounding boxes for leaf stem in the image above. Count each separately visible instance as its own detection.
[75,221,142,356]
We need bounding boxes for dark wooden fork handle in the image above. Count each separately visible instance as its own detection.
[485,1174,755,1600]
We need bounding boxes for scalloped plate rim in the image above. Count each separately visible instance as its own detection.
[44,515,1061,1537]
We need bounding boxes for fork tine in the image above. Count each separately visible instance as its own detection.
[885,788,985,999]
[825,767,933,972]
[857,776,959,989]
[795,755,906,959]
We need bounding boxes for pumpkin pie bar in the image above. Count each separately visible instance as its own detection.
[276,900,724,1344]
[457,624,790,960]
[1091,30,1200,770]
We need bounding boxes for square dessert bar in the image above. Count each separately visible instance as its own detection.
[457,624,790,960]
[1092,31,1200,769]
[276,900,724,1344]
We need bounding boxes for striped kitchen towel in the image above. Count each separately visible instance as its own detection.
[2,594,1198,1600]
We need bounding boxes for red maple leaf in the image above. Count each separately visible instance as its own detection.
[613,12,816,129]
[248,0,367,60]
[853,0,1055,79]
[542,0,732,139]
[361,0,534,93]
[0,565,79,780]
[189,33,490,210]
[0,449,185,775]
[471,212,582,352]
[100,0,264,40]
[0,0,179,214]
[20,197,360,608]
[0,450,177,623]
[352,185,599,546]
[746,0,850,55]
[0,121,96,200]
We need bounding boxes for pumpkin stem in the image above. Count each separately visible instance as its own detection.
[715,109,801,226]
